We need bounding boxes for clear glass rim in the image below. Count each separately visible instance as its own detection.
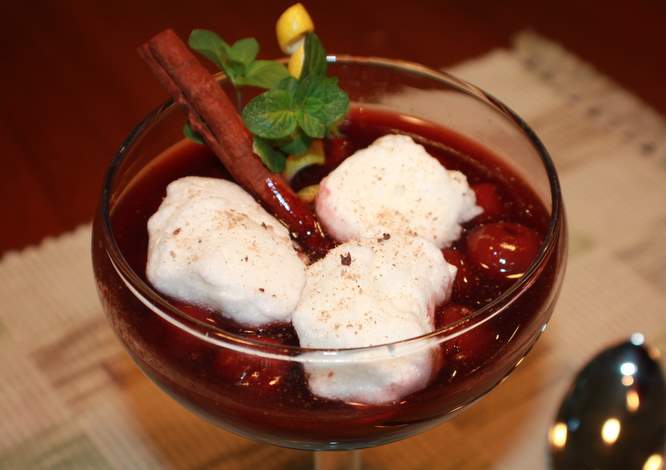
[100,54,564,357]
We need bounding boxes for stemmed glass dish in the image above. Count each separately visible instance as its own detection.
[92,56,567,466]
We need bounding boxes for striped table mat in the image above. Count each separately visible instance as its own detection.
[1,31,665,469]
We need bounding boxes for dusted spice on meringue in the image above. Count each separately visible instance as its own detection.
[293,234,456,404]
[316,134,482,248]
[146,176,306,326]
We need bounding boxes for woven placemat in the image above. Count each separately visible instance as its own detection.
[1,32,665,469]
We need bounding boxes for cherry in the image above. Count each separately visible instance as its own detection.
[436,304,496,366]
[324,136,355,168]
[466,222,542,280]
[171,300,218,325]
[471,183,503,219]
[214,336,291,394]
[162,300,219,354]
[442,248,474,297]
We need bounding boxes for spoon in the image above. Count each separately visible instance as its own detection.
[548,333,666,470]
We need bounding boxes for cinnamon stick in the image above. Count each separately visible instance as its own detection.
[139,29,332,258]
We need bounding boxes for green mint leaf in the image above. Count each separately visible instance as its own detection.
[296,76,349,138]
[253,137,286,172]
[301,32,327,78]
[298,112,327,138]
[238,60,289,89]
[275,76,299,93]
[183,123,204,145]
[279,130,312,155]
[224,61,245,83]
[188,29,230,70]
[242,89,297,139]
[188,31,256,87]
[229,38,259,65]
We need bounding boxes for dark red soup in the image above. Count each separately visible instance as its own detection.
[95,107,563,449]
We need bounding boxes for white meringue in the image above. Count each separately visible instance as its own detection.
[293,234,456,404]
[146,176,306,326]
[316,134,482,248]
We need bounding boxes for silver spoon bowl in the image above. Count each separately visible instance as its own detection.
[548,334,666,470]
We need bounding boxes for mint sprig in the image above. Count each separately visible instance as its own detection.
[300,32,327,78]
[188,30,288,89]
[279,129,311,155]
[242,33,348,142]
[242,85,298,139]
[242,74,347,140]
[239,60,292,89]
[252,136,287,172]
[184,29,348,177]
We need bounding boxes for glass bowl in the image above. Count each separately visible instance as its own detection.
[92,55,567,459]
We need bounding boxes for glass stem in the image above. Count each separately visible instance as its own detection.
[314,450,362,470]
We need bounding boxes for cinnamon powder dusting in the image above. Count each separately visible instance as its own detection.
[377,232,391,242]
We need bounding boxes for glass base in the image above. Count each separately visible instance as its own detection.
[314,450,362,470]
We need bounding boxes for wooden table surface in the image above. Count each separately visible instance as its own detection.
[2,0,664,256]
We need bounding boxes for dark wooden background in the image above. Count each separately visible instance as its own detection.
[2,0,664,256]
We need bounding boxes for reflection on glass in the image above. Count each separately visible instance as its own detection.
[626,389,640,412]
[630,332,645,346]
[648,346,662,360]
[643,454,664,470]
[620,361,637,376]
[601,417,621,445]
[548,422,568,449]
